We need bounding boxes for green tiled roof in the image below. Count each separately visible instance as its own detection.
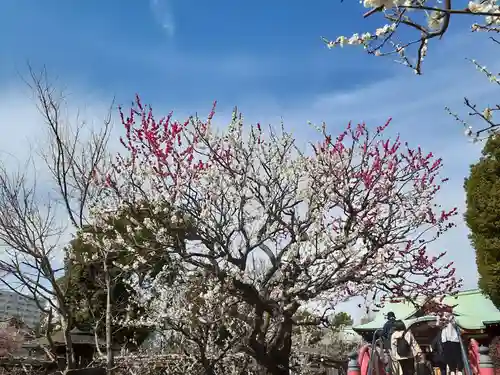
[353,289,500,332]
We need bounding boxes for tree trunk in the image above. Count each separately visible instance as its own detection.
[264,347,292,375]
[268,317,293,375]
[265,363,290,375]
[63,323,75,370]
[252,320,293,375]
[104,261,114,375]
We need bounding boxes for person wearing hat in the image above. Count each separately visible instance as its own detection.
[383,312,397,344]
[380,312,397,371]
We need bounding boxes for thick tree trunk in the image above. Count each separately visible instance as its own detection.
[252,345,291,375]
[266,346,292,375]
[254,317,293,375]
[265,363,290,375]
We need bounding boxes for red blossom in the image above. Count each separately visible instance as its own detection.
[101,95,213,196]
[313,119,461,302]
[103,98,461,311]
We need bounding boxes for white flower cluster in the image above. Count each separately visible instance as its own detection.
[326,24,396,49]
[427,11,446,29]
[363,0,414,9]
[325,0,500,76]
[84,105,458,372]
[469,0,500,26]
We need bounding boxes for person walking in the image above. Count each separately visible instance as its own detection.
[383,312,397,343]
[441,315,464,375]
[381,312,397,371]
[390,320,422,375]
[431,322,447,375]
[416,352,434,375]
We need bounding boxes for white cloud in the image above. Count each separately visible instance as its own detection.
[149,0,175,38]
[0,30,496,322]
[217,32,498,321]
[0,87,42,165]
[0,84,116,285]
[0,84,115,165]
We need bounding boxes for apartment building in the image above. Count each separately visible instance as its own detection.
[0,290,41,328]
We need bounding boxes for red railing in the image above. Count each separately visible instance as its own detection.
[359,344,385,375]
[358,339,480,375]
[469,339,480,375]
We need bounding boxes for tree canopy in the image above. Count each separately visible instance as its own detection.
[465,134,500,308]
[61,200,192,349]
[81,96,460,374]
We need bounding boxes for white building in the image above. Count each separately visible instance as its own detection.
[0,290,41,328]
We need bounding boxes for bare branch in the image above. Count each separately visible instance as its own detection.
[0,66,114,371]
[25,65,113,228]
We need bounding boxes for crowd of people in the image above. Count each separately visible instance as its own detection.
[378,312,465,375]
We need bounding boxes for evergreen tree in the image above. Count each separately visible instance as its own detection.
[465,134,500,308]
[60,201,192,349]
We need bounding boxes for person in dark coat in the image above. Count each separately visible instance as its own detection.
[416,352,434,375]
[378,311,396,372]
[431,326,447,375]
[440,316,463,375]
[379,312,397,372]
[382,312,397,348]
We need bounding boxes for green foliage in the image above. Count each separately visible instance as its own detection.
[61,238,150,349]
[465,134,500,309]
[292,310,354,347]
[61,201,192,349]
[330,311,353,328]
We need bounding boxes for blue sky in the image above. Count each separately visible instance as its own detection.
[0,0,498,320]
[0,0,393,107]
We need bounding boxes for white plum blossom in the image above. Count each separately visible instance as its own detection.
[325,0,500,137]
[120,269,256,374]
[363,0,393,8]
[85,97,461,374]
[325,0,500,72]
